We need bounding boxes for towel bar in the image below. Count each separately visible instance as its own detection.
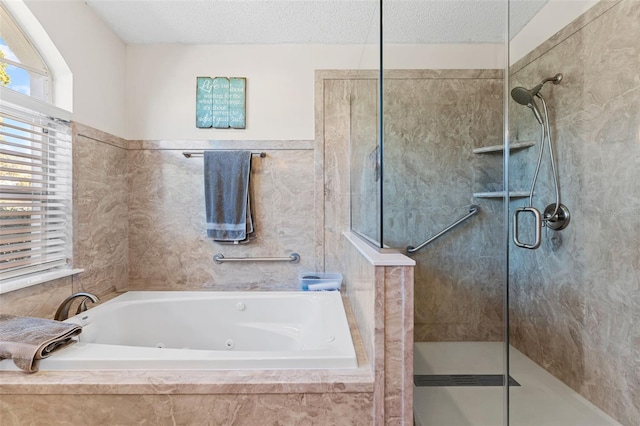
[213,253,300,264]
[183,151,266,158]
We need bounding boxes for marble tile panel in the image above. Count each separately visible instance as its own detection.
[382,74,505,342]
[332,233,414,425]
[320,69,504,424]
[0,122,126,319]
[509,1,640,424]
[72,123,129,297]
[350,79,381,242]
[72,264,127,296]
[383,266,414,423]
[128,139,313,151]
[511,0,622,74]
[340,234,378,366]
[313,72,327,271]
[372,265,386,425]
[0,393,374,426]
[384,69,503,80]
[127,148,316,290]
[0,366,374,396]
[72,122,128,150]
[321,71,505,346]
[0,277,72,318]
[322,79,355,274]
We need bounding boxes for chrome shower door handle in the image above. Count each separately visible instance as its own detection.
[513,207,542,249]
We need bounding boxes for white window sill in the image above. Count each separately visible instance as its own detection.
[0,269,84,295]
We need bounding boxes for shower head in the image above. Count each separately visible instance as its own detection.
[511,86,544,124]
[529,73,563,97]
[510,74,562,125]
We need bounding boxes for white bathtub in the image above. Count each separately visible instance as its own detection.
[2,291,358,371]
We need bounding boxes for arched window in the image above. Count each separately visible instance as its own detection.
[0,4,49,101]
[1,4,75,293]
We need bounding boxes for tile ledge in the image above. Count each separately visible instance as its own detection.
[0,269,84,295]
[0,367,375,395]
[343,232,415,266]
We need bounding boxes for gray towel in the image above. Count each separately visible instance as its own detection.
[204,150,254,241]
[0,314,82,373]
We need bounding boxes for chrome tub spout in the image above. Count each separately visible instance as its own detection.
[54,292,99,321]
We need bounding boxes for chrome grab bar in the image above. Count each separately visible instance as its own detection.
[183,151,266,158]
[213,253,300,264]
[406,205,480,254]
[513,207,542,250]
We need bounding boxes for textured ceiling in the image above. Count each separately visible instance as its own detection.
[85,0,548,45]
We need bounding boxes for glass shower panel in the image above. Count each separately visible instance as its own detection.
[380,1,508,425]
[350,78,381,246]
[348,3,382,247]
[508,1,639,425]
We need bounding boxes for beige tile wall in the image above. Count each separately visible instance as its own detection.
[318,71,414,424]
[382,70,505,342]
[508,1,640,424]
[126,140,316,290]
[4,65,413,425]
[331,233,414,425]
[0,277,72,318]
[6,4,637,422]
[0,393,374,425]
[72,123,129,297]
[1,123,129,318]
[321,70,505,342]
[0,123,128,318]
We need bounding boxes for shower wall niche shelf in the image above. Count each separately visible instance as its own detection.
[473,191,529,199]
[473,140,534,199]
[473,141,535,154]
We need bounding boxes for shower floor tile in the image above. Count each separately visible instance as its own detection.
[414,342,621,426]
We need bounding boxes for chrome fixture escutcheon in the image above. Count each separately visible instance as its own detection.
[544,203,571,230]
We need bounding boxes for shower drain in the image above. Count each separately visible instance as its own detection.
[414,374,520,387]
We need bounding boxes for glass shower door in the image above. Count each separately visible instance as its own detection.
[377,1,509,425]
[507,1,639,425]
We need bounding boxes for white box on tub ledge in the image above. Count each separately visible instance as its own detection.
[299,272,343,291]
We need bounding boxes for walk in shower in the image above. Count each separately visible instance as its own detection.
[350,0,639,425]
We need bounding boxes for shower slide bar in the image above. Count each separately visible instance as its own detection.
[183,151,267,158]
[406,205,480,255]
[213,253,300,264]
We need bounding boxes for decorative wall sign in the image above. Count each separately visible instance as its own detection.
[196,76,246,129]
[211,77,230,128]
[228,78,246,129]
[196,77,213,128]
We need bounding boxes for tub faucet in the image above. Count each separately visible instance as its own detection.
[54,292,99,321]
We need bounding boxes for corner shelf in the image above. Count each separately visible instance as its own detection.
[473,141,534,200]
[473,191,529,199]
[472,141,535,154]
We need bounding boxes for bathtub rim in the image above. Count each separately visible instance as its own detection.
[0,292,373,396]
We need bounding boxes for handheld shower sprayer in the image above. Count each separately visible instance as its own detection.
[510,86,544,124]
[510,74,562,124]
[511,73,570,250]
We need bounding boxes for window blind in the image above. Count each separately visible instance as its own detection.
[0,100,72,283]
